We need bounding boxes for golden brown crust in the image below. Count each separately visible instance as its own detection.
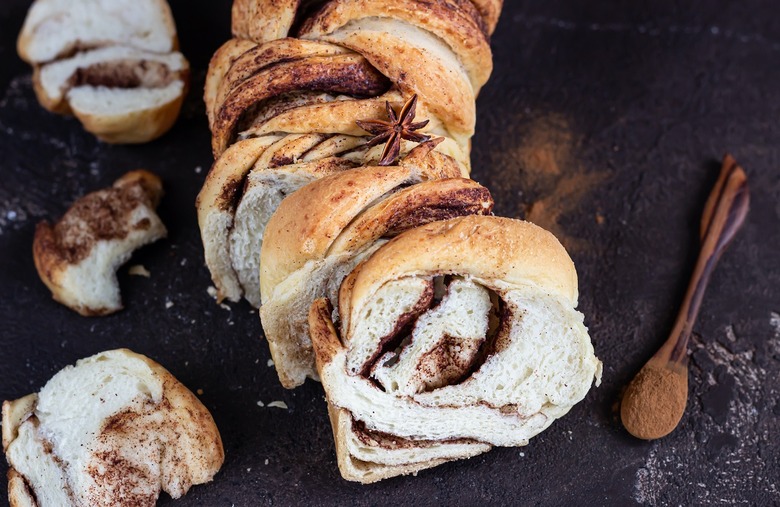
[299,0,492,88]
[327,178,493,256]
[259,165,416,296]
[212,38,350,124]
[80,90,186,144]
[2,396,37,454]
[231,0,299,43]
[7,468,36,507]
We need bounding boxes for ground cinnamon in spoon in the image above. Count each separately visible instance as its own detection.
[620,362,688,440]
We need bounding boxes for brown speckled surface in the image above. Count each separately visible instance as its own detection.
[1,1,779,505]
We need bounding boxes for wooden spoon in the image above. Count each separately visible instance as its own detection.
[620,154,750,440]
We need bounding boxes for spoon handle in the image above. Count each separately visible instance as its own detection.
[655,155,750,366]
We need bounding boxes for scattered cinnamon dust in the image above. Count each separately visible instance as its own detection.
[508,114,609,251]
[621,362,688,440]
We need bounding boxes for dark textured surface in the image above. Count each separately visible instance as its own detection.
[1,1,779,505]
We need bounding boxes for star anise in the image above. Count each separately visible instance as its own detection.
[356,94,431,166]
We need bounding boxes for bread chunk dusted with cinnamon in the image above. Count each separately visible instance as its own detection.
[17,0,189,143]
[2,349,225,506]
[33,170,167,316]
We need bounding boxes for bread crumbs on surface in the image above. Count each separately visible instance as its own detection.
[128,264,150,277]
[165,300,174,309]
[267,401,288,409]
[206,286,218,299]
[264,459,269,465]
[220,303,231,311]
[267,359,274,367]
[257,401,264,407]
[196,389,203,395]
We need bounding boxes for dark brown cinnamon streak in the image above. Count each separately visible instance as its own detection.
[212,54,389,157]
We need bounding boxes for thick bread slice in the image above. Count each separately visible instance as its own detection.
[2,349,224,506]
[308,216,601,482]
[31,45,189,143]
[18,0,188,143]
[17,0,177,64]
[33,170,167,316]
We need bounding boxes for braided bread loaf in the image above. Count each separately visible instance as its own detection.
[200,0,602,482]
[198,0,498,306]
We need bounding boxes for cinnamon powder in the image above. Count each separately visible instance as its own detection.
[508,114,608,251]
[621,362,688,440]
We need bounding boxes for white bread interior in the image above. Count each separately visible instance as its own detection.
[2,349,224,506]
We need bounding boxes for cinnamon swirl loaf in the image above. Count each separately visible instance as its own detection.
[309,216,602,482]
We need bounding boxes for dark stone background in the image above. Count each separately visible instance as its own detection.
[1,1,778,505]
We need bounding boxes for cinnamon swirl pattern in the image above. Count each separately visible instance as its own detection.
[309,216,602,482]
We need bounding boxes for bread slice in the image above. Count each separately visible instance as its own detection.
[33,170,167,316]
[308,216,602,482]
[18,0,188,143]
[2,349,224,506]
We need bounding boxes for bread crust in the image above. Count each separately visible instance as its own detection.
[259,159,492,388]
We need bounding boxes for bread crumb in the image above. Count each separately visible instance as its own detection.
[207,286,218,299]
[180,258,187,266]
[246,468,251,472]
[128,264,150,277]
[264,459,269,465]
[267,401,288,409]
[220,303,231,311]
[257,401,264,407]
[165,300,174,309]
[595,212,605,225]
[195,166,202,174]
[197,389,204,395]
[519,452,525,457]
[267,359,274,367]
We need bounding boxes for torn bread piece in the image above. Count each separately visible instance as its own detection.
[17,0,189,143]
[33,170,167,316]
[2,349,224,506]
